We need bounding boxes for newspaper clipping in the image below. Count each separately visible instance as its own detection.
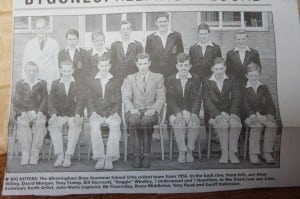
[2,0,300,195]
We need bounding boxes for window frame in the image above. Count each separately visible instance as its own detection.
[14,16,54,34]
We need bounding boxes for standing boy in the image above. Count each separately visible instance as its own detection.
[13,61,48,165]
[87,54,122,170]
[111,21,143,82]
[189,23,222,81]
[122,52,166,168]
[87,32,110,78]
[145,12,184,78]
[242,63,277,164]
[166,53,202,163]
[202,57,242,164]
[48,60,84,168]
[225,29,261,83]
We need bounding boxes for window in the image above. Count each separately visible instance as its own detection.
[127,13,143,31]
[198,11,268,31]
[14,16,53,33]
[85,15,103,32]
[106,14,122,32]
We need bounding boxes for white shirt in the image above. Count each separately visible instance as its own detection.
[59,77,75,95]
[209,74,229,92]
[92,48,108,57]
[65,46,80,62]
[234,46,251,64]
[155,30,173,49]
[197,40,214,56]
[122,40,135,55]
[245,80,263,93]
[22,37,60,91]
[95,72,113,98]
[23,78,40,90]
[176,72,192,97]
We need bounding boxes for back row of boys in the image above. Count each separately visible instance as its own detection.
[15,13,277,169]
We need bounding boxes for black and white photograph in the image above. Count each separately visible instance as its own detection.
[3,0,300,195]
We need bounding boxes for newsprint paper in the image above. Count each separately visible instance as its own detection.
[2,0,300,196]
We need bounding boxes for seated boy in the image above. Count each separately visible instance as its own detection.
[48,60,84,168]
[166,53,202,163]
[122,52,166,168]
[242,62,277,164]
[13,61,48,165]
[203,57,242,164]
[87,54,122,170]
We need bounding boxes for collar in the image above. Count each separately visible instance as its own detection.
[175,72,192,79]
[234,46,251,52]
[23,77,40,87]
[154,30,173,38]
[95,72,113,80]
[65,46,80,52]
[92,48,108,56]
[121,40,136,45]
[59,76,75,84]
[209,74,229,82]
[245,80,263,89]
[197,40,214,47]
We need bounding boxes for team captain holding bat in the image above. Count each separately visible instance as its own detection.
[14,13,278,169]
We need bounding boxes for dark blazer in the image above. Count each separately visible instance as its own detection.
[13,80,48,116]
[166,73,202,117]
[202,76,241,121]
[145,31,184,77]
[225,48,261,83]
[58,48,90,82]
[48,79,84,117]
[87,49,111,79]
[242,84,276,118]
[189,42,222,81]
[87,77,121,118]
[111,41,143,81]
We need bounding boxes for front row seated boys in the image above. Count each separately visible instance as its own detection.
[122,52,166,168]
[242,62,277,165]
[48,60,84,168]
[203,57,242,164]
[13,61,48,165]
[87,53,122,170]
[166,53,202,163]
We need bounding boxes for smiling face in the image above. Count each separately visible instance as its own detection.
[212,62,226,78]
[235,33,248,49]
[66,34,79,49]
[246,70,260,84]
[198,29,210,44]
[120,23,132,41]
[60,63,74,79]
[155,16,169,33]
[25,63,39,82]
[176,60,192,77]
[136,58,151,75]
[97,60,111,76]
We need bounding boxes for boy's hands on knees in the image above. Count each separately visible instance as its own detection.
[73,114,83,126]
[17,112,30,125]
[188,113,199,127]
[130,108,140,115]
[111,112,121,122]
[246,114,261,127]
[27,110,37,121]
[174,112,185,126]
[145,108,156,116]
[266,114,275,123]
[90,112,99,122]
[36,111,46,120]
[230,114,242,127]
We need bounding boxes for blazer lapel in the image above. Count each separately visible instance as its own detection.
[153,35,164,54]
[145,73,155,95]
[164,33,175,54]
[126,42,135,57]
[175,79,184,99]
[135,74,146,95]
[233,50,243,66]
[196,45,204,58]
[243,50,252,66]
[209,80,222,95]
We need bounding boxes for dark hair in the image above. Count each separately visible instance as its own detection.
[65,29,79,39]
[25,61,39,71]
[97,52,111,65]
[213,57,225,66]
[155,12,169,21]
[198,23,210,33]
[91,32,105,41]
[234,29,248,38]
[120,20,132,28]
[60,60,73,68]
[246,62,262,73]
[176,52,190,64]
[135,52,150,63]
